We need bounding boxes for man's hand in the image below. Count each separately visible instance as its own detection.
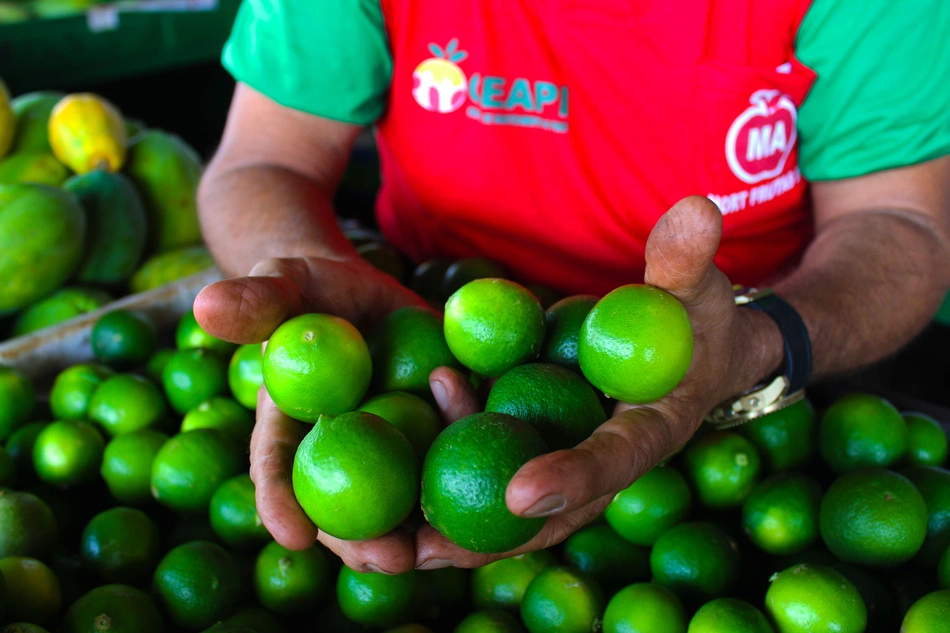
[413,196,783,569]
[193,255,433,572]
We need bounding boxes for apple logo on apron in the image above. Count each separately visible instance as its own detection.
[725,89,798,185]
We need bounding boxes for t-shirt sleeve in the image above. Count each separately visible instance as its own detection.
[795,0,950,181]
[222,0,392,126]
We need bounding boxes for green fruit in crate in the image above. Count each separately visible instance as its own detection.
[12,287,113,337]
[130,245,214,293]
[125,130,202,253]
[0,184,85,313]
[0,490,58,559]
[10,92,64,154]
[61,584,164,633]
[0,365,35,441]
[0,153,69,186]
[64,170,148,285]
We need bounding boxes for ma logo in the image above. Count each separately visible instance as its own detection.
[725,89,798,184]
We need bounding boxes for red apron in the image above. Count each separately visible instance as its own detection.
[375,0,817,296]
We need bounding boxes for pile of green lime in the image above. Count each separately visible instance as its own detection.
[1,247,950,633]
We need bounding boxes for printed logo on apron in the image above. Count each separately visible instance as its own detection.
[725,88,798,185]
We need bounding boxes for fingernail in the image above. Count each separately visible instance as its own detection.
[364,564,394,575]
[416,558,456,571]
[431,380,448,411]
[522,494,567,518]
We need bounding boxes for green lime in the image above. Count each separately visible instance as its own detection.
[685,431,762,509]
[176,309,238,356]
[0,556,61,625]
[0,569,6,621]
[818,393,908,473]
[422,412,547,553]
[151,429,243,513]
[604,465,692,546]
[88,374,168,437]
[687,598,773,633]
[455,610,525,633]
[367,305,461,395]
[153,540,240,630]
[209,474,269,550]
[181,397,253,444]
[410,258,452,304]
[0,490,57,559]
[61,584,163,633]
[902,589,950,633]
[254,541,331,615]
[650,522,740,603]
[48,364,114,420]
[524,284,562,311]
[819,468,927,568]
[562,524,648,594]
[5,422,46,479]
[162,348,230,415]
[578,284,693,404]
[145,349,175,383]
[263,314,372,422]
[0,366,34,441]
[602,582,687,633]
[91,311,158,370]
[0,447,12,486]
[540,295,598,374]
[358,391,442,460]
[228,344,263,410]
[210,606,286,633]
[765,563,866,633]
[32,420,104,486]
[902,465,950,563]
[80,507,160,584]
[472,550,556,611]
[442,258,509,300]
[12,287,112,337]
[520,566,605,633]
[293,411,418,540]
[100,429,167,504]
[0,626,51,633]
[738,398,816,473]
[742,473,822,556]
[485,363,606,450]
[904,413,948,467]
[337,567,417,628]
[444,279,546,377]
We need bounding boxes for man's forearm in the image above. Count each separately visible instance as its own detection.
[197,163,358,277]
[773,210,950,380]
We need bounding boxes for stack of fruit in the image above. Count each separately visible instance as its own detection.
[0,245,949,633]
[0,78,213,342]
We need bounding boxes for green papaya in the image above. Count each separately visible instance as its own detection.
[0,152,69,186]
[125,130,203,253]
[12,286,113,336]
[0,184,85,313]
[130,245,214,294]
[10,91,64,154]
[64,169,148,285]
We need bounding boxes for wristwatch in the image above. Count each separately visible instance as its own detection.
[704,287,812,429]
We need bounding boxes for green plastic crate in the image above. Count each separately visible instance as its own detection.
[0,0,240,93]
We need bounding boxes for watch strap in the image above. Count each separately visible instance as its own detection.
[741,291,812,394]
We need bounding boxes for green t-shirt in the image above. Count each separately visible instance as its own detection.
[223,0,950,181]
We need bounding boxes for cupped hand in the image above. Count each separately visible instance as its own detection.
[413,195,782,569]
[193,256,434,573]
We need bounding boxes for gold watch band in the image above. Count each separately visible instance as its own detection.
[704,377,806,429]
